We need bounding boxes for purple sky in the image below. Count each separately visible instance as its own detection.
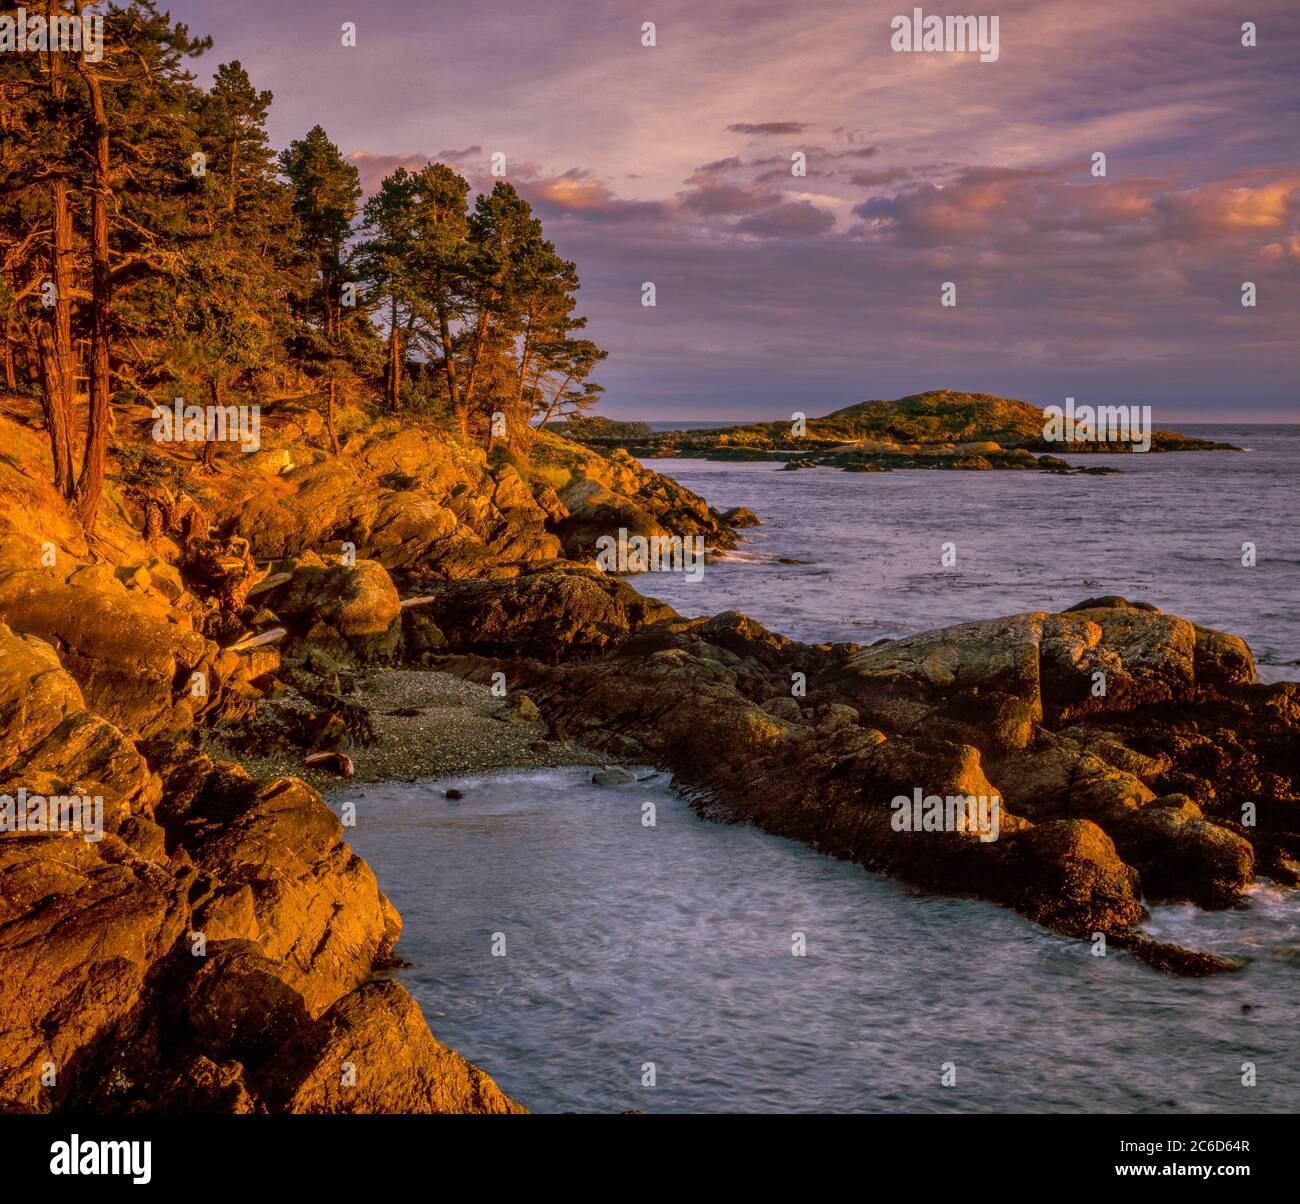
[168,0,1300,421]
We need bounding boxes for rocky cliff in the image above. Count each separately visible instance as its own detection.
[0,394,741,1114]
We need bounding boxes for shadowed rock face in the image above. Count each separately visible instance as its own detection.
[456,596,1295,975]
[400,564,678,663]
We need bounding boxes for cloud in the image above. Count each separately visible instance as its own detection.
[727,122,811,135]
[345,151,431,194]
[678,182,782,214]
[735,200,836,237]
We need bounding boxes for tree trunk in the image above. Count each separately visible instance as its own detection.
[325,378,340,456]
[41,27,76,497]
[461,309,492,442]
[33,321,74,491]
[73,63,112,533]
[202,377,220,470]
[435,294,464,440]
[4,323,17,391]
[387,295,401,409]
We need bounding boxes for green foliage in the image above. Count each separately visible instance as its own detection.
[113,441,190,495]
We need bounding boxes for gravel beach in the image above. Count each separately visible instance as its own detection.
[219,667,610,790]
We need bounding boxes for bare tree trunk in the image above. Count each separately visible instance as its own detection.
[201,377,220,470]
[325,378,340,456]
[73,62,112,533]
[435,295,464,440]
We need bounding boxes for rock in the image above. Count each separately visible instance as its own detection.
[303,751,356,778]
[545,438,739,560]
[592,767,636,786]
[185,941,312,1062]
[1002,819,1144,935]
[0,624,160,830]
[818,703,860,732]
[400,567,677,662]
[264,558,402,665]
[1115,800,1254,906]
[503,593,1295,970]
[763,696,803,722]
[445,788,464,800]
[0,571,232,736]
[160,775,401,1015]
[720,506,761,528]
[504,694,540,723]
[0,828,189,1110]
[253,981,524,1114]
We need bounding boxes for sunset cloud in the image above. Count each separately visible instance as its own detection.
[176,0,1300,419]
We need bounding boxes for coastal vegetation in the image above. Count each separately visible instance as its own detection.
[1,2,605,538]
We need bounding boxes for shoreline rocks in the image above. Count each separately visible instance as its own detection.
[441,595,1295,976]
[0,394,1292,1118]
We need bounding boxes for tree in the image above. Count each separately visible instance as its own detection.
[355,167,418,410]
[280,125,362,453]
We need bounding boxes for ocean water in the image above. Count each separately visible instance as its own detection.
[634,425,1299,682]
[340,423,1298,1114]
[340,768,1300,1114]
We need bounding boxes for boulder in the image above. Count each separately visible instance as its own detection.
[254,981,525,1114]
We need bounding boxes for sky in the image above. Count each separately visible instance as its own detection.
[166,0,1300,421]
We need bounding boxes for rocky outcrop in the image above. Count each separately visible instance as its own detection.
[527,431,742,559]
[254,981,525,1114]
[0,623,520,1114]
[402,564,678,662]
[432,594,1295,974]
[203,425,744,578]
[0,569,247,737]
[253,553,403,666]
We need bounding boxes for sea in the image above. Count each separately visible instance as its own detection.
[338,423,1298,1114]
